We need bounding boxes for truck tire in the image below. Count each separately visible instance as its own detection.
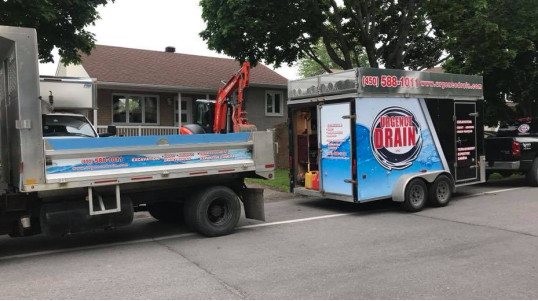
[184,186,241,237]
[148,202,183,223]
[402,179,428,212]
[526,158,538,187]
[428,175,453,207]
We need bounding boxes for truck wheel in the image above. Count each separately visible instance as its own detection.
[526,158,538,187]
[428,175,453,207]
[148,202,183,223]
[184,186,241,237]
[402,179,428,212]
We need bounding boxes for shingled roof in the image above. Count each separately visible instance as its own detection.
[80,45,288,89]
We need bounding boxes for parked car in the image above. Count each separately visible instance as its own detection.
[485,117,538,185]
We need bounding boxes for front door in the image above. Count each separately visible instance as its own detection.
[319,103,354,196]
[455,102,478,182]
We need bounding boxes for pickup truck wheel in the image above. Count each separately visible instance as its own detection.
[148,202,183,223]
[184,186,241,237]
[402,179,428,212]
[428,175,453,207]
[526,158,538,187]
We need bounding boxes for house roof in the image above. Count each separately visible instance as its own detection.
[79,45,288,90]
[424,66,444,73]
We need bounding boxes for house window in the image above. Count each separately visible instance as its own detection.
[265,91,284,117]
[112,94,159,124]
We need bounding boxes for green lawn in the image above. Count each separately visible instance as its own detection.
[246,168,290,192]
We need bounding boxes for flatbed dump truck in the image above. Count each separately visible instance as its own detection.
[288,68,485,211]
[0,26,274,239]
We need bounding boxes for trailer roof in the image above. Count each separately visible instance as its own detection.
[288,68,483,101]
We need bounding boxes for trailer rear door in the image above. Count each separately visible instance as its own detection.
[319,103,354,197]
[455,102,478,182]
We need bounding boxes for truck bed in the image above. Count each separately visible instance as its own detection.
[25,132,274,192]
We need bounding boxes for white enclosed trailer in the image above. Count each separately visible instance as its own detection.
[0,26,274,238]
[288,68,485,211]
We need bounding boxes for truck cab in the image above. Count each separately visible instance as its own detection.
[42,112,98,138]
[39,76,113,138]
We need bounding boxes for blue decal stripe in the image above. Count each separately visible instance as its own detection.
[46,133,251,151]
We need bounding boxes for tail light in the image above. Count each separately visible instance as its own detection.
[512,141,521,157]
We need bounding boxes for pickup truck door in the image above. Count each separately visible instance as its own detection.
[455,102,478,182]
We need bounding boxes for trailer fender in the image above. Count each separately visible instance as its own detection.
[392,171,454,203]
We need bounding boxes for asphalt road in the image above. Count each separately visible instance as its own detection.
[1,177,537,299]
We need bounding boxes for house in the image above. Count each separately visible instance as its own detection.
[57,45,288,134]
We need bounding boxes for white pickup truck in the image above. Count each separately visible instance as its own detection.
[0,25,274,239]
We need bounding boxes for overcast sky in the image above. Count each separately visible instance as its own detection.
[39,0,299,79]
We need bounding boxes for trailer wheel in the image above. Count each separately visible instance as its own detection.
[526,158,538,187]
[184,186,241,237]
[148,202,183,223]
[428,175,453,207]
[402,179,428,212]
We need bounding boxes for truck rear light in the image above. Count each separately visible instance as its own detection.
[512,141,521,157]
[265,164,275,169]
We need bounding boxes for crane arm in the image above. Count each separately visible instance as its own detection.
[213,62,256,133]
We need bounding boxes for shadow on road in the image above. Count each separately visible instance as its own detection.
[295,197,399,214]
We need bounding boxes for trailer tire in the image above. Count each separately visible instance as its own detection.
[526,158,538,187]
[428,175,453,207]
[184,186,241,237]
[402,179,428,212]
[148,202,184,223]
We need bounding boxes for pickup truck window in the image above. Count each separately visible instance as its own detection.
[43,115,97,138]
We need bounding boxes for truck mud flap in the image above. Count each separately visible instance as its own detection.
[242,188,265,222]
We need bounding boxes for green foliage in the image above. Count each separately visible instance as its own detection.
[298,40,369,77]
[200,0,445,70]
[0,0,113,65]
[429,0,538,125]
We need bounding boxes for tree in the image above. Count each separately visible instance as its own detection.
[429,0,538,124]
[0,0,113,65]
[298,39,369,77]
[200,0,446,71]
